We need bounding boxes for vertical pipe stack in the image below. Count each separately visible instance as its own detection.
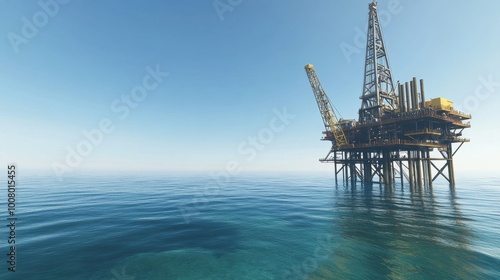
[399,84,406,112]
[410,81,415,110]
[420,79,426,108]
[405,82,411,111]
[397,82,402,112]
[411,77,419,110]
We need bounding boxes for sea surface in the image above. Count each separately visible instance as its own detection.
[0,172,499,279]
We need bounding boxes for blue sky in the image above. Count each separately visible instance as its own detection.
[0,0,499,176]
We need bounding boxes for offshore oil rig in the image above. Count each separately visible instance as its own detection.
[305,2,471,187]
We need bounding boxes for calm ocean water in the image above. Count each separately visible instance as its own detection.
[0,173,499,279]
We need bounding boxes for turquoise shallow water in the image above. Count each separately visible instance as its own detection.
[0,173,499,279]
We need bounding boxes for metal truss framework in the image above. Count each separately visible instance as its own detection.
[323,142,465,187]
[359,1,397,124]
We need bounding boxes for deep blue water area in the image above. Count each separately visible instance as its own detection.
[0,173,499,279]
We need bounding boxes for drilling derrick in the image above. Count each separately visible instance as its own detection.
[359,1,397,123]
[305,1,471,187]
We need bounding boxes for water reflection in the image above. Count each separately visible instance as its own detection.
[309,183,486,280]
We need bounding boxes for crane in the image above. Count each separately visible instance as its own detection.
[304,64,348,148]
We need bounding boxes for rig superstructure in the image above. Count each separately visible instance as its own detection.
[305,2,471,187]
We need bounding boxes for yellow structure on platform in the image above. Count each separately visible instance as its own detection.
[425,97,454,111]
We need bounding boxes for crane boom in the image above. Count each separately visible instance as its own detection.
[304,64,348,148]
